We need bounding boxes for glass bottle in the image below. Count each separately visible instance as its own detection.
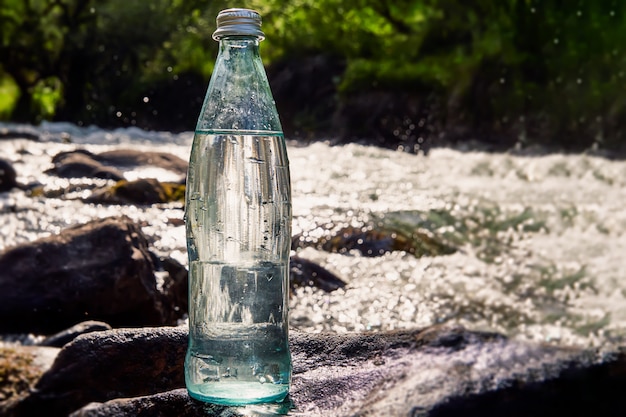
[184,8,292,405]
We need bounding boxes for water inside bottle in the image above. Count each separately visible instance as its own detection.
[185,131,292,404]
[185,261,291,404]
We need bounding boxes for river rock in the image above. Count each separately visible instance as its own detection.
[0,345,59,413]
[5,325,626,417]
[294,210,456,257]
[48,149,187,181]
[87,178,186,205]
[39,321,113,348]
[290,255,345,291]
[48,151,124,180]
[0,216,182,334]
[95,149,188,175]
[0,159,18,192]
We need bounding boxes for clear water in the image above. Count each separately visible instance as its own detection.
[184,131,292,404]
[185,263,291,404]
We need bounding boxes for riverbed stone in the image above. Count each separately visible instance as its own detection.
[293,210,456,257]
[48,151,124,180]
[4,325,626,417]
[48,149,187,181]
[95,149,188,175]
[39,321,113,348]
[0,345,59,413]
[87,178,186,205]
[0,216,182,334]
[290,255,346,291]
[0,159,18,192]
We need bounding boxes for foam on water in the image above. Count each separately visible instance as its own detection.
[1,123,625,348]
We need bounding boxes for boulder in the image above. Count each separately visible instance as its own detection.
[5,325,626,417]
[0,216,183,334]
[6,327,187,417]
[95,149,188,175]
[70,389,208,417]
[290,255,345,291]
[39,321,113,348]
[48,149,188,181]
[0,159,18,192]
[0,345,59,412]
[48,151,124,180]
[87,178,185,205]
[293,210,456,257]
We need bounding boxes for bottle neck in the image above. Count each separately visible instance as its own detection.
[196,35,282,133]
[217,36,261,58]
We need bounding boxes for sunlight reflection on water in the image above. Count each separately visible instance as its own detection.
[2,123,626,348]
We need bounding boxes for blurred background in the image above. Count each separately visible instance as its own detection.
[1,0,625,153]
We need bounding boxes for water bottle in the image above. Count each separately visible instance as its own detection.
[184,8,292,405]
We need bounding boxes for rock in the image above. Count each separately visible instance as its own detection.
[0,127,40,142]
[290,256,346,291]
[39,321,113,347]
[5,325,626,417]
[70,389,210,417]
[48,149,188,181]
[153,256,188,317]
[87,178,185,205]
[0,345,59,413]
[48,151,124,180]
[294,210,456,257]
[0,159,18,192]
[0,216,183,334]
[144,254,345,295]
[94,149,188,175]
[7,327,188,417]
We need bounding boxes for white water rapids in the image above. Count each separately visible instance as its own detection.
[1,122,625,348]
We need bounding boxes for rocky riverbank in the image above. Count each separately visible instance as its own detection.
[3,324,626,416]
[2,124,626,415]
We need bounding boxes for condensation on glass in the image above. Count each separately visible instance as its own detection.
[184,8,292,405]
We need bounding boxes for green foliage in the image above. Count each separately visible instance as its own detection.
[0,0,624,149]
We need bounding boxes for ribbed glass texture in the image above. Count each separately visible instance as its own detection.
[184,30,292,405]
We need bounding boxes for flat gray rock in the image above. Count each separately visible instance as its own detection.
[4,325,626,416]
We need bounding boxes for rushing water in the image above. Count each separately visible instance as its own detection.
[1,122,626,348]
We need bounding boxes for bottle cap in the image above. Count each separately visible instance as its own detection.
[213,8,265,41]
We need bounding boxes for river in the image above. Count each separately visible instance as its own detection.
[1,122,625,348]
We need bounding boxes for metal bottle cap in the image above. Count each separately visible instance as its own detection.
[212,8,265,41]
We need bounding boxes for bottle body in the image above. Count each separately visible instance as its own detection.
[185,130,291,404]
[185,13,292,403]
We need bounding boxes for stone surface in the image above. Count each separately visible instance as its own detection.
[0,345,59,413]
[293,210,456,258]
[4,325,626,417]
[0,216,182,334]
[39,321,113,348]
[48,149,187,181]
[87,178,185,205]
[289,255,345,291]
[95,149,188,175]
[0,159,18,192]
[7,327,187,417]
[48,151,124,180]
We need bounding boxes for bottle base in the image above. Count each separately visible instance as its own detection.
[187,381,289,405]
